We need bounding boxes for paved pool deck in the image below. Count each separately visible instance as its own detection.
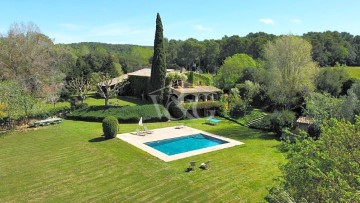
[116,126,243,162]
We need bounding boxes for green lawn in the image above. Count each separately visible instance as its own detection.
[83,96,150,107]
[346,66,360,79]
[327,66,360,79]
[45,101,70,110]
[46,95,149,110]
[0,119,285,202]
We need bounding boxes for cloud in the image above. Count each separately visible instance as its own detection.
[193,25,212,31]
[52,21,157,45]
[291,18,302,24]
[259,18,275,25]
[59,23,86,31]
[89,23,152,37]
[47,32,84,44]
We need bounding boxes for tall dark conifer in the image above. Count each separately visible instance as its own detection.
[149,13,166,100]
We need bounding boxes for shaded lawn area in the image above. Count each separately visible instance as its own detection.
[47,95,149,110]
[84,95,150,107]
[0,119,285,202]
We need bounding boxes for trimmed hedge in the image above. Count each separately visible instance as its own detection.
[182,101,222,110]
[102,116,118,139]
[68,104,170,123]
[186,72,212,86]
[167,101,222,120]
[194,73,212,85]
[168,102,186,120]
[30,106,70,119]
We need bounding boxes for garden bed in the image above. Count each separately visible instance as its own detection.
[67,104,170,123]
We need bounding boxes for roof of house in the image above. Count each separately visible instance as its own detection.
[128,68,151,77]
[296,116,314,125]
[128,68,176,77]
[98,74,129,86]
[171,86,222,94]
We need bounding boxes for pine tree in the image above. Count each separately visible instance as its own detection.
[149,13,166,101]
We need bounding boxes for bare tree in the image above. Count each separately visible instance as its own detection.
[44,81,63,107]
[0,22,62,97]
[96,73,129,107]
[68,76,92,104]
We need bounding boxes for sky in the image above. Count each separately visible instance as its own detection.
[1,0,360,45]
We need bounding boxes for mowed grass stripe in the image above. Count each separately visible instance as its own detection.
[0,119,284,202]
[90,176,167,202]
[126,175,190,202]
[109,168,180,201]
[3,156,112,201]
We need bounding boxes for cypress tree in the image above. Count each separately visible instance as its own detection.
[188,71,194,87]
[149,13,166,101]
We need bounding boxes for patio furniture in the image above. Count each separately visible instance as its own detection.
[185,161,196,172]
[136,129,146,136]
[33,118,63,127]
[143,125,153,134]
[206,117,221,125]
[175,123,185,129]
[199,161,211,170]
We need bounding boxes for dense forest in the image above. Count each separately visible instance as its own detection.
[61,30,360,77]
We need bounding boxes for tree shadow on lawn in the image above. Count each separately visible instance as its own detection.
[209,127,280,141]
[88,136,114,143]
[84,105,122,112]
[118,96,150,105]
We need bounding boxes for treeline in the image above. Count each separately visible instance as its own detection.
[62,31,360,77]
[165,31,360,71]
[63,42,153,75]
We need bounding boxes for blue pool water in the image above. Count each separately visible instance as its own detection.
[145,133,228,155]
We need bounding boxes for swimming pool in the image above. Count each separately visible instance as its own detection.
[145,133,229,155]
[117,126,243,162]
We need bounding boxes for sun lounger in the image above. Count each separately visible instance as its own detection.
[206,117,221,125]
[136,129,146,136]
[185,161,196,172]
[199,161,211,170]
[175,123,185,129]
[143,125,153,134]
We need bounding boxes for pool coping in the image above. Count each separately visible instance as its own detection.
[116,126,243,162]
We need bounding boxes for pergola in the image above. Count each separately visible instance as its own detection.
[170,86,222,103]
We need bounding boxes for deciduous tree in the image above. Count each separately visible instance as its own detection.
[177,38,204,70]
[304,92,343,122]
[0,81,36,123]
[214,53,256,91]
[68,76,92,104]
[267,118,360,202]
[97,73,129,107]
[264,35,319,109]
[315,67,350,96]
[202,39,220,73]
[0,22,62,97]
[236,80,260,114]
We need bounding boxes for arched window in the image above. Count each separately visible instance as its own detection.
[184,94,195,103]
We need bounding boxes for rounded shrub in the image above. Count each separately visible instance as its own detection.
[102,116,118,139]
[269,110,295,136]
[168,102,186,120]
